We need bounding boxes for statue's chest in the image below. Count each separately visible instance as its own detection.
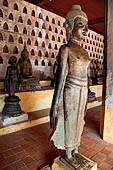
[68,48,90,65]
[21,62,29,70]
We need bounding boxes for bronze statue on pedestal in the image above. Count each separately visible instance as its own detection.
[50,5,90,163]
[3,56,22,117]
[5,56,20,96]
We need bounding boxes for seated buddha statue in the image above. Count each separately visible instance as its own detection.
[17,43,40,91]
[17,43,32,79]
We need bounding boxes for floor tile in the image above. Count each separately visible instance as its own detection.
[0,106,113,169]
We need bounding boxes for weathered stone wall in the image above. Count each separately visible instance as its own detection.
[0,0,104,81]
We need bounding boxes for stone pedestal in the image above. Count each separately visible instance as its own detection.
[52,154,97,170]
[2,113,28,126]
[2,96,22,117]
[1,95,28,126]
[19,77,41,91]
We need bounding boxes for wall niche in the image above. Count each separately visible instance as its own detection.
[18,16,23,23]
[35,59,38,65]
[9,13,14,20]
[3,45,8,53]
[13,46,18,54]
[3,23,8,30]
[14,25,18,32]
[3,0,8,7]
[27,38,31,45]
[23,7,27,14]
[9,35,14,42]
[18,37,23,44]
[14,3,18,11]
[0,56,3,64]
[31,10,35,17]
[0,33,3,41]
[0,9,3,17]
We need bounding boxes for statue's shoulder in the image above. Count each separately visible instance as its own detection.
[59,44,69,52]
[17,58,22,64]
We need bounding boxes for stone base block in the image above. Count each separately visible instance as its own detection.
[2,113,28,126]
[52,154,97,170]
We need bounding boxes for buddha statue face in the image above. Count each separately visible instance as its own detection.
[21,43,29,61]
[21,49,29,61]
[72,17,88,41]
[65,5,88,42]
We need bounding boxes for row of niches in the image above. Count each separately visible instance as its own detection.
[34,59,56,67]
[2,41,59,52]
[87,32,104,42]
[0,31,103,53]
[81,40,104,49]
[0,32,66,45]
[0,55,55,67]
[0,42,103,60]
[83,44,103,54]
[88,52,103,60]
[1,45,57,58]
[0,25,66,43]
[0,4,65,27]
[0,8,103,45]
[0,14,65,35]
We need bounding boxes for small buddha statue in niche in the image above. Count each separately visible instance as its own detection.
[5,56,20,96]
[17,43,32,79]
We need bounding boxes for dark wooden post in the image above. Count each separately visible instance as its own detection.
[100,0,113,143]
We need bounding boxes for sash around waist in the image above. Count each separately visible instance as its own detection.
[65,75,88,87]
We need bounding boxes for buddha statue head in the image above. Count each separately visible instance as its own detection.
[21,42,29,61]
[65,5,88,42]
[8,56,17,66]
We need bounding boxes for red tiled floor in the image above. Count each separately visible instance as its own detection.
[2,149,15,158]
[0,159,9,169]
[12,146,24,154]
[0,106,113,169]
[16,151,29,159]
[99,161,112,170]
[101,148,112,155]
[95,151,107,161]
[6,155,20,164]
[32,152,44,161]
[22,156,35,165]
[0,153,4,160]
[1,165,13,170]
[10,160,26,170]
[91,155,102,165]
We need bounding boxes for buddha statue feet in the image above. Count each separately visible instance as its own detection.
[60,153,90,169]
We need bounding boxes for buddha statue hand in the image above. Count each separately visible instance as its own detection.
[50,104,57,130]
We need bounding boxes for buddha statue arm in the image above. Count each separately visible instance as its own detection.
[4,67,10,91]
[50,45,68,129]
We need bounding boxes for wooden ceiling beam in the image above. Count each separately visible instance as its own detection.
[88,17,104,25]
[26,0,38,5]
[41,6,65,17]
[36,0,50,6]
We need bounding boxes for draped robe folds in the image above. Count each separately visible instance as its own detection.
[50,45,90,150]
